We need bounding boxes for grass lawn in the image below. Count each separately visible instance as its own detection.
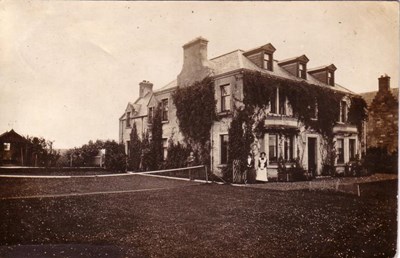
[0,176,397,257]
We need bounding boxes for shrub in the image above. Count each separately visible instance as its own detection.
[104,141,126,172]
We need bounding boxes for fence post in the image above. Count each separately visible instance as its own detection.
[205,165,208,183]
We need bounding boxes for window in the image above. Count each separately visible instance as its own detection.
[270,87,277,114]
[220,135,229,164]
[309,100,318,119]
[349,139,356,161]
[221,84,231,112]
[279,91,286,115]
[299,63,306,79]
[148,107,154,123]
[269,134,278,162]
[126,112,131,127]
[328,71,334,86]
[162,138,168,160]
[263,53,273,71]
[161,99,169,121]
[126,141,131,157]
[340,100,347,122]
[284,136,293,161]
[3,143,10,151]
[337,139,344,164]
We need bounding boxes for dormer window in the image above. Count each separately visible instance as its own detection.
[278,55,309,79]
[328,71,334,86]
[308,64,337,86]
[299,63,307,79]
[263,53,273,71]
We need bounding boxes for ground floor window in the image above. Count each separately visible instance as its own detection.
[162,138,168,160]
[126,141,130,157]
[337,139,344,164]
[220,135,229,165]
[268,134,278,163]
[349,139,356,161]
[283,136,293,162]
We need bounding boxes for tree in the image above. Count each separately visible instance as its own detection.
[149,105,163,170]
[128,121,142,171]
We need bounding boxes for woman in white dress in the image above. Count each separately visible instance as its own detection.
[257,152,268,182]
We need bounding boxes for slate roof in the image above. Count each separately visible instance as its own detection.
[210,49,353,94]
[124,42,358,121]
[359,88,399,107]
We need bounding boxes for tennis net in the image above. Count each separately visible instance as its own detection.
[135,165,208,182]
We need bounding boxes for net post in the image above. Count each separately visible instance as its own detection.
[205,165,208,183]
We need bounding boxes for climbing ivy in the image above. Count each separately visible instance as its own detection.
[242,71,367,139]
[172,77,217,164]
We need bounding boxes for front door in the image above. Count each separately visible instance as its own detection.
[308,138,317,177]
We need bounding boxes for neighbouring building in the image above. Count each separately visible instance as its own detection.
[0,129,30,166]
[360,75,398,153]
[120,37,365,180]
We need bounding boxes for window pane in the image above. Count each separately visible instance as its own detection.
[349,139,356,161]
[337,139,344,163]
[341,101,347,122]
[221,135,229,164]
[279,92,286,115]
[162,99,169,121]
[270,88,277,113]
[269,134,277,162]
[221,85,230,111]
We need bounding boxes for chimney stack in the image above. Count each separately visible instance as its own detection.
[378,74,390,92]
[177,37,213,87]
[139,80,153,98]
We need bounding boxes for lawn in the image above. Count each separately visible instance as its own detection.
[0,175,397,257]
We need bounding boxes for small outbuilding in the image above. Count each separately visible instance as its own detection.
[0,129,30,166]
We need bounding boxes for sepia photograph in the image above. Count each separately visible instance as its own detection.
[0,1,398,257]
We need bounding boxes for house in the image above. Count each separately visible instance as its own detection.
[0,129,30,166]
[119,37,365,180]
[360,75,398,154]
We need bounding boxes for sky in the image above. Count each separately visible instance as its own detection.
[0,1,398,149]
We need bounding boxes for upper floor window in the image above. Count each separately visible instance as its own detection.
[161,99,169,121]
[148,107,154,123]
[279,92,287,115]
[340,100,347,123]
[263,53,273,71]
[126,112,131,127]
[309,100,318,119]
[327,71,334,86]
[3,143,10,151]
[299,63,307,79]
[221,84,231,112]
[270,87,277,114]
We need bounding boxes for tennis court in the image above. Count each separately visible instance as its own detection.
[0,166,396,257]
[0,166,207,200]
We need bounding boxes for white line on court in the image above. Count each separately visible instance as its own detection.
[0,185,199,200]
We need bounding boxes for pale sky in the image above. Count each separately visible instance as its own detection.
[0,1,398,149]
